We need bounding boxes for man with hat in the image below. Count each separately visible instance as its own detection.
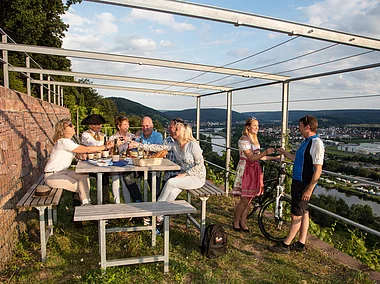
[80,114,111,203]
[81,114,107,146]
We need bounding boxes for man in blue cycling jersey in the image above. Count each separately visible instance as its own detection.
[268,115,324,253]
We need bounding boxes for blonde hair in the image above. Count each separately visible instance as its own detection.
[176,123,196,145]
[242,117,259,146]
[53,118,71,143]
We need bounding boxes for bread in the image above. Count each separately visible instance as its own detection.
[149,149,168,158]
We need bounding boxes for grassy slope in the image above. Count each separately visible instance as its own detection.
[1,190,373,284]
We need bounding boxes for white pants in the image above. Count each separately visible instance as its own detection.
[45,170,90,203]
[158,175,205,202]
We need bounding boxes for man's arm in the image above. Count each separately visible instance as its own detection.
[301,164,323,201]
[277,147,295,162]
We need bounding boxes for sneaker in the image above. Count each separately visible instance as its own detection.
[268,242,290,254]
[143,217,151,226]
[290,241,305,252]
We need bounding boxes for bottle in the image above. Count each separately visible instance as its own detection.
[102,136,109,158]
[112,138,120,162]
[138,144,144,158]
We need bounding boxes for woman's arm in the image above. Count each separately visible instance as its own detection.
[72,140,114,154]
[129,141,171,152]
[244,147,275,162]
[184,142,205,177]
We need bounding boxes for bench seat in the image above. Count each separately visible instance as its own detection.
[74,200,196,273]
[186,181,225,244]
[16,174,63,262]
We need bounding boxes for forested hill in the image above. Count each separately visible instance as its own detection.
[243,109,380,125]
[162,108,249,122]
[110,97,170,126]
[163,108,380,125]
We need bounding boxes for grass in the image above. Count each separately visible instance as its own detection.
[1,189,375,284]
[325,146,357,157]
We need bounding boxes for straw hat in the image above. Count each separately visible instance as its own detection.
[81,114,106,125]
[33,185,54,198]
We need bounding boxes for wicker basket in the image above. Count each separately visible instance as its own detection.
[132,158,163,166]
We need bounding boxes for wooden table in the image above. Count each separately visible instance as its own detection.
[75,159,181,246]
[75,159,180,204]
[74,200,196,273]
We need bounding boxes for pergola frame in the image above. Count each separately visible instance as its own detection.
[2,0,380,194]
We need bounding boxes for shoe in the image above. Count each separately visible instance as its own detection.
[268,242,290,254]
[232,222,241,232]
[239,222,250,232]
[290,241,305,252]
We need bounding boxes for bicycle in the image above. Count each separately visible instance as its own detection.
[248,161,292,242]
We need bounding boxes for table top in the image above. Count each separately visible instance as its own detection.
[74,200,196,221]
[75,158,180,174]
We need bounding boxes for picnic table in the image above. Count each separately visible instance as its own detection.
[75,159,180,204]
[75,158,181,245]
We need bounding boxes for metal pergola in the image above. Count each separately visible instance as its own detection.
[1,0,380,194]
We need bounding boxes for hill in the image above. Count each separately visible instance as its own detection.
[243,109,380,126]
[110,97,170,126]
[162,108,249,122]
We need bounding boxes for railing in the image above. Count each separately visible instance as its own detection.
[1,28,62,105]
[201,138,380,238]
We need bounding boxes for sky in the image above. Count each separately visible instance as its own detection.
[61,0,380,113]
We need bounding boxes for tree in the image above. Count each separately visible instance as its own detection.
[0,0,80,89]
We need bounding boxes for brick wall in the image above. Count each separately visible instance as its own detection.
[0,86,70,267]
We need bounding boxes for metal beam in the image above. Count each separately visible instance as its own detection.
[31,79,199,97]
[10,66,232,91]
[87,0,380,51]
[0,43,289,81]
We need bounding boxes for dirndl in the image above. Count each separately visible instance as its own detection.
[232,158,264,198]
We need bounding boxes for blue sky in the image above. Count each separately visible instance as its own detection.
[61,0,380,113]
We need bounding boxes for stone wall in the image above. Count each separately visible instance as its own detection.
[0,86,70,267]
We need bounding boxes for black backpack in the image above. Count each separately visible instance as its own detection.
[201,224,228,258]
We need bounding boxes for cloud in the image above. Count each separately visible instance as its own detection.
[127,8,196,32]
[160,40,175,48]
[227,48,250,58]
[298,0,380,37]
[129,37,157,52]
[96,12,118,34]
[62,10,91,27]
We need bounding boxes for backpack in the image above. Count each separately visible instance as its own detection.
[201,224,228,258]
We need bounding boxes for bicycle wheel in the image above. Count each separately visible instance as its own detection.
[258,196,292,242]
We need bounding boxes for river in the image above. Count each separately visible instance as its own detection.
[205,133,380,216]
[314,186,380,216]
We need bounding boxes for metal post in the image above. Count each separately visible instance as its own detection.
[48,76,51,103]
[57,86,60,106]
[281,82,290,149]
[225,91,232,195]
[61,88,64,106]
[26,56,31,96]
[53,84,56,104]
[196,96,201,141]
[2,34,9,88]
[40,74,43,100]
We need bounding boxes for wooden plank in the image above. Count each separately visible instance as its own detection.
[16,175,45,207]
[51,188,63,205]
[203,182,224,195]
[74,200,196,221]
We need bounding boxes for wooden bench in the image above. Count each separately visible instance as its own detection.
[186,181,225,244]
[16,174,63,262]
[74,200,196,273]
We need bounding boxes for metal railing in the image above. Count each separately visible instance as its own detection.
[201,137,380,238]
